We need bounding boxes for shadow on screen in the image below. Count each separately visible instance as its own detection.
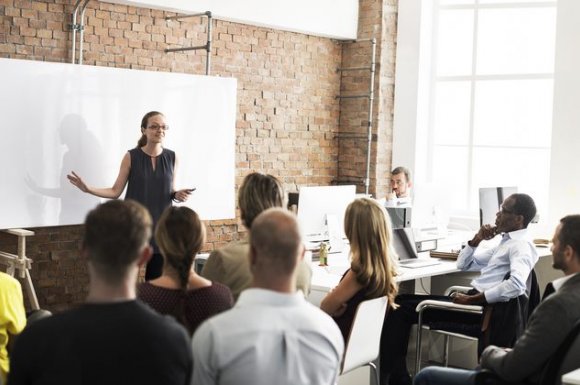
[25,114,105,225]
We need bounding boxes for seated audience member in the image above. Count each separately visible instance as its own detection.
[8,200,192,385]
[202,172,311,300]
[138,206,233,335]
[414,214,580,385]
[385,166,413,206]
[192,208,344,385]
[381,193,539,385]
[320,197,398,342]
[0,272,26,384]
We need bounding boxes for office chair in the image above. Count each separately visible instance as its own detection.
[414,271,539,374]
[340,296,389,385]
[474,318,580,385]
[414,286,483,374]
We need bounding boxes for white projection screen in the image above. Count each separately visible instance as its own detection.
[0,58,236,229]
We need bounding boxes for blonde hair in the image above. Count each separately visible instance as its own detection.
[344,197,398,307]
[238,172,284,229]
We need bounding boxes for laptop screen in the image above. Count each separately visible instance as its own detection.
[392,228,419,260]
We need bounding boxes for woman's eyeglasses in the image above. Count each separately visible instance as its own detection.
[147,124,169,131]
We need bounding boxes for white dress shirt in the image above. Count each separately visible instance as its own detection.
[456,228,538,303]
[191,288,344,385]
[551,272,577,292]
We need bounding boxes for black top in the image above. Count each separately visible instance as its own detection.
[138,281,234,335]
[8,300,192,385]
[333,268,371,343]
[125,148,175,252]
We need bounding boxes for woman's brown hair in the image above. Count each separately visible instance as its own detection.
[344,197,398,306]
[155,206,205,334]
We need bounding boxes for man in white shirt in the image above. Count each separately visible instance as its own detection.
[385,167,413,207]
[414,214,580,385]
[192,208,344,385]
[380,193,538,385]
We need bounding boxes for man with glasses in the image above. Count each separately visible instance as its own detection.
[380,194,539,385]
[414,214,580,385]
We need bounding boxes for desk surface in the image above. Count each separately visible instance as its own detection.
[310,244,552,293]
[563,368,580,385]
[310,252,459,292]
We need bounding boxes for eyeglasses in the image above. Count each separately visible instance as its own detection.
[147,124,169,131]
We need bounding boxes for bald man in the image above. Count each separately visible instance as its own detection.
[192,208,344,385]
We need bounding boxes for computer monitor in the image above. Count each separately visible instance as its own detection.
[296,185,356,241]
[392,227,419,260]
[386,207,412,229]
[479,186,518,226]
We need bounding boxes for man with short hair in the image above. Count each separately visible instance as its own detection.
[202,172,311,300]
[414,214,580,385]
[386,166,413,206]
[381,193,539,385]
[8,200,192,385]
[192,208,344,385]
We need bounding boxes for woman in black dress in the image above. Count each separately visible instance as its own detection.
[67,111,193,280]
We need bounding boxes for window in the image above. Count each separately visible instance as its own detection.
[425,0,557,222]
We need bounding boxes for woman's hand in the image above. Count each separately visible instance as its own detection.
[67,171,89,193]
[173,188,194,203]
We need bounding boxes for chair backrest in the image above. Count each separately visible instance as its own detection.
[341,296,388,375]
[540,318,580,385]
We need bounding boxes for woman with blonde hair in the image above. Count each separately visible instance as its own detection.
[321,197,398,341]
[138,206,233,335]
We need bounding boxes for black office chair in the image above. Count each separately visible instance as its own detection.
[415,270,540,374]
[474,318,580,385]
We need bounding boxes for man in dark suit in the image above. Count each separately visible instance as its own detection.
[413,214,580,385]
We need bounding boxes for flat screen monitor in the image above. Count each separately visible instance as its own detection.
[386,207,412,229]
[392,227,419,260]
[479,186,518,226]
[296,185,356,241]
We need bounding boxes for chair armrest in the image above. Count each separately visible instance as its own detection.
[416,300,483,314]
[444,285,474,296]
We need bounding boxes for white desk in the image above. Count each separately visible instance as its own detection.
[563,368,580,385]
[308,244,552,306]
[308,250,459,306]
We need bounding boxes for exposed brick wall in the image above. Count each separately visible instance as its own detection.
[337,0,398,198]
[0,0,397,311]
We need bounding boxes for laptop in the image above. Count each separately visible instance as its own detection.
[393,228,441,269]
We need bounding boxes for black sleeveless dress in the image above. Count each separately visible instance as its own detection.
[125,148,175,278]
[333,268,371,343]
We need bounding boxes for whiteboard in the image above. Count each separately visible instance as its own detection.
[0,58,236,228]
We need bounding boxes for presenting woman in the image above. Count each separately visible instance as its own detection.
[320,197,399,342]
[67,111,193,280]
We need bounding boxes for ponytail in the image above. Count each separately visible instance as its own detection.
[136,134,147,148]
[155,206,206,335]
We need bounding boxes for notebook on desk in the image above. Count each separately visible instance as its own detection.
[394,228,441,269]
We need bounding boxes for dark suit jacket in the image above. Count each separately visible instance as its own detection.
[480,272,580,384]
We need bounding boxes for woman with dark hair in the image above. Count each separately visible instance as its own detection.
[138,206,233,335]
[67,111,193,280]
